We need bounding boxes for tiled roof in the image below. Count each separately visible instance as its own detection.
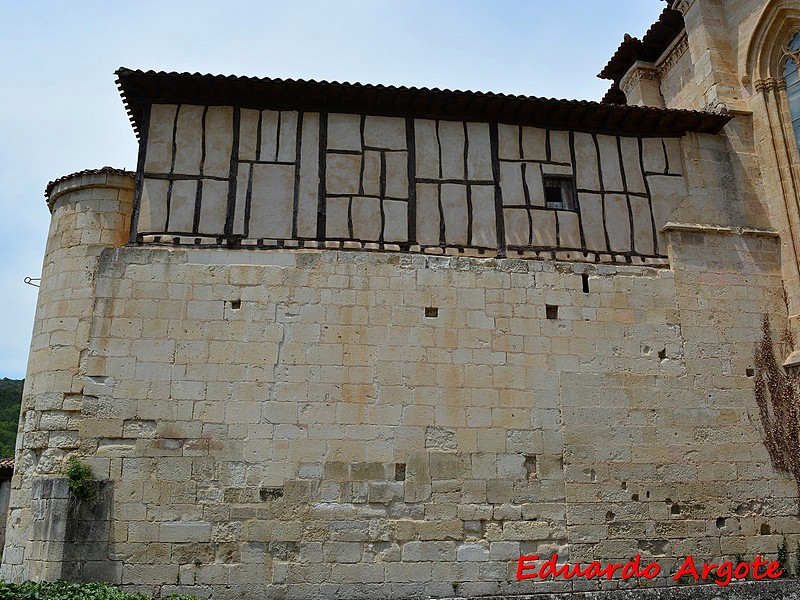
[601,82,628,105]
[45,167,134,200]
[115,67,730,139]
[598,7,685,82]
[0,458,14,469]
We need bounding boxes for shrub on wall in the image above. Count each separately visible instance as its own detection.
[0,580,198,599]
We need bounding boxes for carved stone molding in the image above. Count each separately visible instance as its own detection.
[620,61,661,98]
[656,33,689,79]
[756,78,788,93]
[671,0,697,16]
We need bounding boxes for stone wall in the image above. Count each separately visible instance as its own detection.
[138,104,687,264]
[4,159,799,597]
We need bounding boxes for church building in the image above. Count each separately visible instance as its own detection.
[2,1,799,598]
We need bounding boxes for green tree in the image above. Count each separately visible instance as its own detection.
[0,378,23,458]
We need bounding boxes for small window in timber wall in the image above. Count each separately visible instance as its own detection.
[543,176,575,210]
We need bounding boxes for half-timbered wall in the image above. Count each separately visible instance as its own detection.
[137,104,686,264]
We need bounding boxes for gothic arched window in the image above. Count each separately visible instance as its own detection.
[782,32,800,152]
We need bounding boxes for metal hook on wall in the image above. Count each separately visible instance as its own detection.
[23,277,40,288]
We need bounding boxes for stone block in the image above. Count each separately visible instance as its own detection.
[501,521,551,540]
[456,542,490,561]
[401,541,456,562]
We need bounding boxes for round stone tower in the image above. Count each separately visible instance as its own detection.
[2,168,134,582]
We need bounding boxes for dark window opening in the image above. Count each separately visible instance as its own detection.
[543,176,575,210]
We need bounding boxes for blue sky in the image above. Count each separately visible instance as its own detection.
[0,1,665,378]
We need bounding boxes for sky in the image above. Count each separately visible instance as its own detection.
[0,0,665,378]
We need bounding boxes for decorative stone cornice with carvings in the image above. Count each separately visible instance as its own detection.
[656,33,689,79]
[620,61,661,97]
[671,0,697,16]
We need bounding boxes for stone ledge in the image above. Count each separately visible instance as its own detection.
[662,222,779,237]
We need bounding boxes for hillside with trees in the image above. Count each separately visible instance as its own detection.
[0,379,22,458]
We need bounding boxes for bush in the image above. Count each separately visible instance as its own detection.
[65,457,96,502]
[0,580,198,600]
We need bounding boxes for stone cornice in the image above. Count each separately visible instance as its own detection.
[620,61,661,98]
[656,33,689,79]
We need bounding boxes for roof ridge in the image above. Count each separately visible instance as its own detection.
[115,67,731,139]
